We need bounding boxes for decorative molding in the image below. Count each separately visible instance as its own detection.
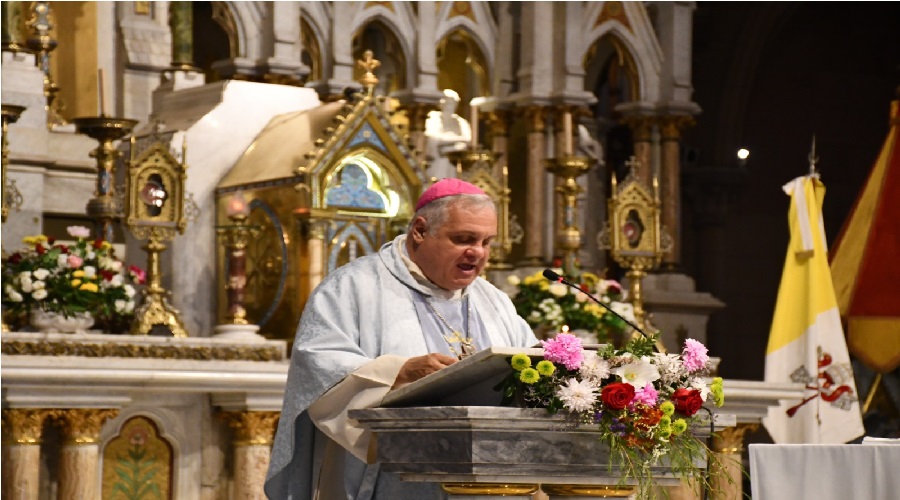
[219,411,280,446]
[55,408,120,445]
[1,409,55,444]
[2,338,285,361]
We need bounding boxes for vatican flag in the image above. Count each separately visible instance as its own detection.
[762,175,865,444]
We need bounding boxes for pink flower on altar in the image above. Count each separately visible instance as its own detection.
[67,255,84,269]
[66,225,91,239]
[542,333,584,370]
[682,338,709,372]
[128,265,146,285]
[632,382,659,407]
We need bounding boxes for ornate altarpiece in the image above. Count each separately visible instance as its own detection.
[216,89,424,341]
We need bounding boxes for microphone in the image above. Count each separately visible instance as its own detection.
[542,269,656,345]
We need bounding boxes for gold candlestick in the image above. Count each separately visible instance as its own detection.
[216,203,261,325]
[73,116,139,243]
[25,1,65,128]
[2,104,26,224]
[445,147,521,270]
[543,154,596,273]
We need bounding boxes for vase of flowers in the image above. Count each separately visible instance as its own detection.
[495,332,727,499]
[509,268,634,343]
[2,225,146,333]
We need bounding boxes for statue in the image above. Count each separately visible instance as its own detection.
[424,89,472,181]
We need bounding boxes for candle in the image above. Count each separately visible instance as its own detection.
[226,192,249,217]
[562,110,573,155]
[98,68,106,116]
[470,104,479,148]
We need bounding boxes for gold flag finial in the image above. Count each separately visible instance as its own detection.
[357,50,380,90]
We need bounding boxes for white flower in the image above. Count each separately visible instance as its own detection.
[32,289,48,300]
[506,275,521,286]
[574,292,588,303]
[66,225,91,238]
[653,353,686,386]
[579,351,611,382]
[57,254,69,269]
[110,274,124,287]
[18,270,31,279]
[109,260,123,272]
[19,277,33,293]
[548,283,567,297]
[613,356,661,388]
[690,377,712,401]
[8,290,23,302]
[32,268,50,280]
[31,280,46,290]
[556,377,599,412]
[610,301,636,324]
[85,250,96,260]
[114,300,127,312]
[124,284,136,298]
[82,266,97,279]
[125,301,135,313]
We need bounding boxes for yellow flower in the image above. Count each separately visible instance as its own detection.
[73,270,86,278]
[537,280,549,291]
[101,241,112,250]
[536,360,556,376]
[79,282,99,292]
[581,272,600,287]
[519,367,540,384]
[583,303,604,317]
[71,279,82,287]
[659,416,671,429]
[511,353,531,371]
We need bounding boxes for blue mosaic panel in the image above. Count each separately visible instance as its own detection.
[324,163,386,210]
[347,122,387,152]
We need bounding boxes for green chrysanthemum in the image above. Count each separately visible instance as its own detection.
[711,376,723,388]
[519,367,540,384]
[511,353,532,371]
[711,385,725,407]
[657,427,672,439]
[536,360,556,376]
[672,418,688,435]
[659,401,675,416]
[659,416,671,429]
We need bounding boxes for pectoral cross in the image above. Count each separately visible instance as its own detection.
[443,331,476,360]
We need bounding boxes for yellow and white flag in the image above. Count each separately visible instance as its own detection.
[762,175,865,444]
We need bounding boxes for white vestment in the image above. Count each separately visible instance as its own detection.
[265,235,537,500]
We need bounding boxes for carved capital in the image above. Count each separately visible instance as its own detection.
[520,106,547,134]
[659,115,695,141]
[1,409,55,445]
[487,110,510,137]
[713,423,758,454]
[220,411,280,446]
[621,115,654,142]
[55,409,119,445]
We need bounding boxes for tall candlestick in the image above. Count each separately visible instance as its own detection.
[98,69,106,116]
[470,104,479,148]
[563,110,573,155]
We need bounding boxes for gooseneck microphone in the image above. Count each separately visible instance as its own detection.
[542,269,655,344]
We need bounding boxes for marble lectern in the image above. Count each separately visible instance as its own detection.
[350,347,736,499]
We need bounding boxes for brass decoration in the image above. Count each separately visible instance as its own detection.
[597,156,673,336]
[54,408,119,446]
[441,483,539,495]
[1,409,54,445]
[125,137,190,337]
[542,484,635,497]
[1,338,285,361]
[712,423,758,455]
[219,411,280,446]
[357,49,380,90]
[216,194,261,325]
[446,148,522,269]
[544,154,596,273]
[2,103,26,224]
[25,1,65,128]
[72,116,139,242]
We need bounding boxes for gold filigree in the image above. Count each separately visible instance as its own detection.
[54,409,119,445]
[1,409,56,444]
[1,339,285,361]
[218,411,280,446]
[442,483,539,495]
[713,423,758,454]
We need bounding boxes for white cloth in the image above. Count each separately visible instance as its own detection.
[265,235,537,500]
[749,443,900,500]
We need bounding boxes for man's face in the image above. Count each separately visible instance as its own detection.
[411,203,497,291]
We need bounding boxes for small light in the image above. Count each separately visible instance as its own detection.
[737,148,750,160]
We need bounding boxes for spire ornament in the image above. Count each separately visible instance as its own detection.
[356,50,380,91]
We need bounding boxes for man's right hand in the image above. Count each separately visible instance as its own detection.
[391,353,458,389]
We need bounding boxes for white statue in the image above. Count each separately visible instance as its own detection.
[424,89,472,180]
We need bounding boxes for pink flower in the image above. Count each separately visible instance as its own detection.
[682,338,709,372]
[632,382,659,407]
[67,255,84,269]
[542,333,584,370]
[128,265,146,285]
[66,225,91,239]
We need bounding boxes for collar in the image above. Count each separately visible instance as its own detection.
[396,235,464,300]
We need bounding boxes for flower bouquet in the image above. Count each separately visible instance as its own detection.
[509,268,633,343]
[2,225,146,333]
[495,332,726,499]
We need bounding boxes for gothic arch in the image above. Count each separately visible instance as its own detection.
[300,4,331,80]
[349,4,415,91]
[434,1,498,71]
[223,1,265,59]
[581,2,662,103]
[351,19,409,93]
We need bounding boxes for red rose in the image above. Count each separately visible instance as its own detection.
[100,269,116,282]
[58,244,69,254]
[600,382,635,410]
[671,388,703,416]
[47,236,56,244]
[9,253,22,264]
[92,239,104,249]
[35,244,46,255]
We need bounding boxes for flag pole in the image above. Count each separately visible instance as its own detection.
[808,135,819,178]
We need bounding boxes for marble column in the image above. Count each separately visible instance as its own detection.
[168,1,195,69]
[488,109,510,180]
[519,105,548,266]
[710,423,757,500]
[621,115,654,182]
[56,408,119,500]
[658,115,694,271]
[221,411,280,500]
[1,409,54,500]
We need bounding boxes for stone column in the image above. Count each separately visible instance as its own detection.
[621,115,654,182]
[488,109,510,180]
[405,103,435,181]
[658,115,693,271]
[56,408,119,500]
[519,105,548,266]
[710,423,757,500]
[221,411,280,500]
[1,409,53,500]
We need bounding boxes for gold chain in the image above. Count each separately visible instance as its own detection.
[423,297,476,359]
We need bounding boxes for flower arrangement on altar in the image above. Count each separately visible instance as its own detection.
[508,268,634,342]
[496,332,725,498]
[1,225,146,332]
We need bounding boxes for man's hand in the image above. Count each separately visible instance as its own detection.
[391,353,458,389]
